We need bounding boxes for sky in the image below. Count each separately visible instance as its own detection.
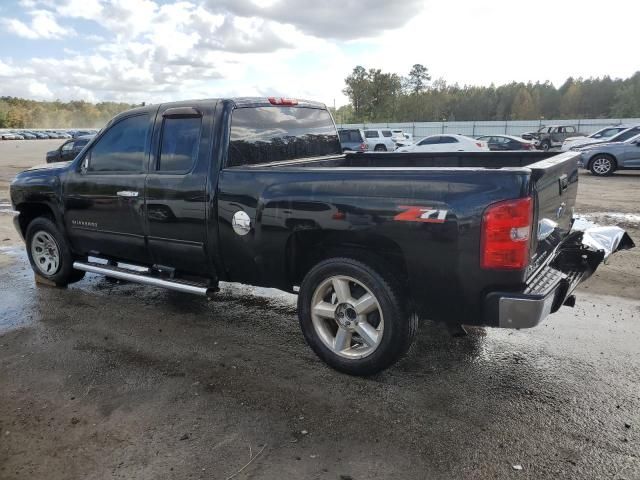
[0,0,637,106]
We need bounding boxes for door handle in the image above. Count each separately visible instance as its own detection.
[117,191,139,197]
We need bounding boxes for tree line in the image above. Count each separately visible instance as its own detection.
[337,65,640,124]
[0,97,134,129]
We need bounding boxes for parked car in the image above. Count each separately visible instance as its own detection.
[571,125,640,151]
[521,125,586,151]
[363,129,396,151]
[46,135,94,163]
[575,133,640,176]
[9,97,631,376]
[397,134,489,152]
[71,130,95,138]
[477,135,536,151]
[0,131,20,140]
[391,130,414,147]
[561,125,630,151]
[10,131,25,140]
[20,131,38,140]
[338,128,368,152]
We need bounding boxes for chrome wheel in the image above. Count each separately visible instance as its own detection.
[592,157,612,175]
[30,230,60,275]
[310,275,384,359]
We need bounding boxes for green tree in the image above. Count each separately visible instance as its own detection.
[405,64,431,95]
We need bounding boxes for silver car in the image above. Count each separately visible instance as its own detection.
[576,133,640,176]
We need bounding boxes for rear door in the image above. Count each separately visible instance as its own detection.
[64,112,153,262]
[144,104,214,276]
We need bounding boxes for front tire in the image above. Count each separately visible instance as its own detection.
[374,144,387,152]
[298,257,418,376]
[539,140,551,151]
[26,217,84,286]
[589,155,616,176]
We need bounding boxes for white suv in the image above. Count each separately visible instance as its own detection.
[363,129,396,151]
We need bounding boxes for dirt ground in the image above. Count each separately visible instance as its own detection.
[0,140,638,479]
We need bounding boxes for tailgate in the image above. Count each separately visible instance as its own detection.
[527,152,580,276]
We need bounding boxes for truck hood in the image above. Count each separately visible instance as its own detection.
[27,160,72,171]
[574,141,619,151]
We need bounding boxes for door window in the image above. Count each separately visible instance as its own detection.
[61,141,73,152]
[439,136,459,144]
[86,115,149,173]
[418,136,440,146]
[364,130,379,138]
[158,117,201,172]
[381,130,393,137]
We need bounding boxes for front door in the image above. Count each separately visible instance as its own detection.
[63,112,154,263]
[621,139,640,168]
[144,104,213,276]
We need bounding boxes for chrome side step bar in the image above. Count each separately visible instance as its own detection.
[73,261,211,296]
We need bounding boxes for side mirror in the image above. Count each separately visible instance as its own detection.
[80,156,89,174]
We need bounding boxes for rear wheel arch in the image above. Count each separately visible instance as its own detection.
[286,230,410,292]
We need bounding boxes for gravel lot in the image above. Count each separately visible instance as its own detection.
[0,140,638,479]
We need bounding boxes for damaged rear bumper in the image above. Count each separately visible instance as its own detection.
[484,224,634,329]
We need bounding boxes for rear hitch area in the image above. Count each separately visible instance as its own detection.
[486,222,634,329]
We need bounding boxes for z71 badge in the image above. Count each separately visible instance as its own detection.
[394,206,448,223]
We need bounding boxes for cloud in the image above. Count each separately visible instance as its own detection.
[202,0,427,40]
[2,10,75,39]
[193,14,292,53]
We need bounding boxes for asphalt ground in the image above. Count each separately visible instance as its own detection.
[0,139,638,479]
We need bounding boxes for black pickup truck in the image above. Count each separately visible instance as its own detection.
[9,97,629,375]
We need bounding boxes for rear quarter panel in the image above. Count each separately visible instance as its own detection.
[217,167,530,323]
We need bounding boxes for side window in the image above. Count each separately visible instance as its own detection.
[61,141,73,152]
[616,128,639,141]
[158,117,201,172]
[86,115,149,173]
[381,130,392,137]
[565,126,575,133]
[418,136,440,146]
[74,139,89,149]
[364,130,379,138]
[439,136,459,144]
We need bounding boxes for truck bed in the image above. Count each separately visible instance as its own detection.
[243,151,563,170]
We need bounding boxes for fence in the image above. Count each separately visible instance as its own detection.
[337,118,640,138]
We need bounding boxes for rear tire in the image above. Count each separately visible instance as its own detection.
[26,217,84,286]
[374,144,387,152]
[298,257,418,376]
[539,140,551,151]
[589,155,616,176]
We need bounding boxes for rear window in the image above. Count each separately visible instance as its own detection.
[228,107,341,167]
[339,130,363,143]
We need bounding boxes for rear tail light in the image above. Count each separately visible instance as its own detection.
[359,142,368,151]
[476,142,484,148]
[480,197,533,270]
[268,97,298,106]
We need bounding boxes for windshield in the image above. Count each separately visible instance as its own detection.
[591,127,625,139]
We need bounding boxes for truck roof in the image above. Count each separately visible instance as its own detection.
[106,97,328,128]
